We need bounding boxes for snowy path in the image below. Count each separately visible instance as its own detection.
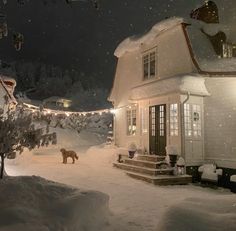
[5,129,235,231]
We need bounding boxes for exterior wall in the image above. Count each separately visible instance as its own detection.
[112,50,142,108]
[204,77,236,169]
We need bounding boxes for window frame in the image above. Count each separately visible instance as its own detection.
[170,103,179,136]
[127,107,137,136]
[141,107,148,134]
[142,47,157,80]
[184,104,202,138]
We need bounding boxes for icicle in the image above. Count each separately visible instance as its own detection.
[2,0,7,5]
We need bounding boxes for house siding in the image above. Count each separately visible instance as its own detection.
[204,77,236,169]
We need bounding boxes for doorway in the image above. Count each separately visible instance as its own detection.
[149,104,166,155]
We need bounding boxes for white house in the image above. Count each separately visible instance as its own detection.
[109,15,236,178]
[0,75,17,111]
[43,96,72,109]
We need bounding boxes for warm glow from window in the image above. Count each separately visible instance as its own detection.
[127,108,136,135]
[170,103,178,136]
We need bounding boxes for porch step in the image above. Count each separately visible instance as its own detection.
[126,172,192,186]
[124,158,168,169]
[113,162,174,176]
[137,155,166,162]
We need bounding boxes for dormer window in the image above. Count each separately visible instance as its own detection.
[142,49,157,80]
[222,42,236,58]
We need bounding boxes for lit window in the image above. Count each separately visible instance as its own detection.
[184,104,201,138]
[141,107,148,133]
[127,108,136,135]
[184,104,192,137]
[222,43,233,58]
[170,104,178,136]
[142,49,157,79]
[192,104,201,137]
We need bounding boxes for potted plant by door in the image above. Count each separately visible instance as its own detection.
[165,145,178,167]
[128,143,137,159]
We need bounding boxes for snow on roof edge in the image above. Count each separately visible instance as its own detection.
[114,17,185,58]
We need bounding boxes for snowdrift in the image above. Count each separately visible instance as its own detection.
[158,197,236,231]
[0,176,111,231]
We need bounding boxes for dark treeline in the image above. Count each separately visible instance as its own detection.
[0,60,111,111]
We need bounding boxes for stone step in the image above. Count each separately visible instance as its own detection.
[113,162,174,176]
[124,158,168,169]
[137,155,166,162]
[126,172,192,186]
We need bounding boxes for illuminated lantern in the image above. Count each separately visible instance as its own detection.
[176,157,185,175]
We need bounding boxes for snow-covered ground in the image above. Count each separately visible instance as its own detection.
[4,128,236,231]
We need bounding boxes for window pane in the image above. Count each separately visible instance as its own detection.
[150,52,156,76]
[143,63,149,78]
[127,108,137,135]
[150,60,155,76]
[170,103,178,136]
[143,50,156,79]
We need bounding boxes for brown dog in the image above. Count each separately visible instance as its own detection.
[60,148,79,164]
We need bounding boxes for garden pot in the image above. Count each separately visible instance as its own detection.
[128,151,135,159]
[169,154,178,167]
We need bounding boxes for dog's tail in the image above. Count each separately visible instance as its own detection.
[75,154,79,160]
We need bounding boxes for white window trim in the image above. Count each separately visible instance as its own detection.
[170,103,179,136]
[184,104,202,138]
[127,107,137,136]
[142,47,158,80]
[141,107,148,134]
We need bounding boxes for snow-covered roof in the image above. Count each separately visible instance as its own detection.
[186,22,236,72]
[130,74,210,101]
[114,16,236,73]
[114,17,185,58]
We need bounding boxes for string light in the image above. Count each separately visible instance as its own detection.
[22,102,138,116]
[22,103,114,116]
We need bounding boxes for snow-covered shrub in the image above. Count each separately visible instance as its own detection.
[128,143,137,152]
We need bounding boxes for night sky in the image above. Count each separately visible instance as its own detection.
[0,0,235,88]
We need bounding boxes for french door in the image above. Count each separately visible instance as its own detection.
[149,104,166,155]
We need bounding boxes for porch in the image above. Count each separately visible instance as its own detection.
[113,154,192,185]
